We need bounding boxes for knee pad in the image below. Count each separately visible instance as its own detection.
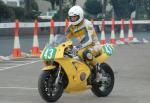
[83,50,93,61]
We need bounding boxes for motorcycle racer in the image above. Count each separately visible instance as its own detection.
[65,5,101,69]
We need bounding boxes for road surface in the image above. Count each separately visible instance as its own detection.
[0,43,150,103]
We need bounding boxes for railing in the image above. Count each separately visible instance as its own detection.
[0,20,150,29]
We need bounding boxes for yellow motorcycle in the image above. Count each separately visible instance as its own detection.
[38,41,115,102]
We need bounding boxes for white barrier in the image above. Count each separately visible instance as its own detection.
[94,20,150,25]
[0,22,66,28]
[0,20,150,28]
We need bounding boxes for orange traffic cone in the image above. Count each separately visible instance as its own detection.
[31,20,41,57]
[49,19,55,45]
[64,19,69,33]
[100,19,106,45]
[110,18,116,45]
[12,19,22,58]
[120,18,125,43]
[128,18,140,43]
[128,18,133,41]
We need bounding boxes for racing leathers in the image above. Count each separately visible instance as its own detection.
[65,19,101,66]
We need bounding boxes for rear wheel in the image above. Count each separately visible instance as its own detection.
[91,63,114,97]
[38,70,64,102]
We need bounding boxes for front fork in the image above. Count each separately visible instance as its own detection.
[54,65,62,86]
[90,64,102,84]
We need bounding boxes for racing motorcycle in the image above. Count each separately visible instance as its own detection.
[38,40,115,102]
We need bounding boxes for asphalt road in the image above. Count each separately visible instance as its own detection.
[0,43,150,103]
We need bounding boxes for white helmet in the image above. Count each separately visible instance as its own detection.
[68,5,84,25]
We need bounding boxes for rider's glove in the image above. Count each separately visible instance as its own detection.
[76,44,82,49]
[74,44,82,52]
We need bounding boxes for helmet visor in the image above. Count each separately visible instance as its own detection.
[69,15,79,22]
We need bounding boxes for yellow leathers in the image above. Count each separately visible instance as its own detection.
[65,19,101,65]
[66,19,99,48]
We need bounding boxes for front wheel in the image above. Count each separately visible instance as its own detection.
[38,70,64,102]
[91,63,114,97]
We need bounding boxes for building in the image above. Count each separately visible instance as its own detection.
[76,0,86,7]
[36,0,50,12]
[1,0,25,7]
[36,0,87,12]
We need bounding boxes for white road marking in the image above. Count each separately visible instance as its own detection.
[0,86,37,90]
[0,61,34,69]
[0,64,18,67]
[0,60,41,71]
[0,61,35,65]
[0,67,15,69]
[0,65,19,69]
[3,61,34,63]
[24,58,40,60]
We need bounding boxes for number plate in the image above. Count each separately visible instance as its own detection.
[41,47,56,60]
[102,43,114,56]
